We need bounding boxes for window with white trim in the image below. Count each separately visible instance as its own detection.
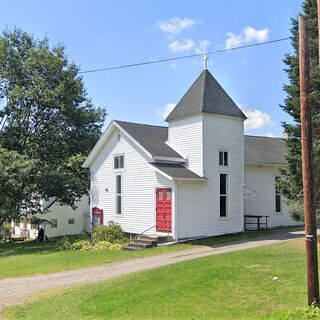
[275,176,281,212]
[220,174,228,217]
[219,151,228,166]
[116,175,122,214]
[114,155,124,169]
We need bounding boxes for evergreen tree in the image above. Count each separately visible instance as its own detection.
[280,0,320,220]
[0,28,106,222]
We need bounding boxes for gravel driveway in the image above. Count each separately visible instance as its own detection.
[0,229,304,317]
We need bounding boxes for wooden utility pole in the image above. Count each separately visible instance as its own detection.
[299,15,320,305]
[318,0,320,65]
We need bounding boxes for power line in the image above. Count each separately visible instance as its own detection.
[1,37,291,84]
[78,37,290,74]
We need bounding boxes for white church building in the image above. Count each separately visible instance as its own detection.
[83,68,300,241]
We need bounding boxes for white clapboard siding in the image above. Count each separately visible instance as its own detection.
[25,195,90,238]
[244,164,303,228]
[90,127,174,235]
[176,114,244,239]
[168,115,203,176]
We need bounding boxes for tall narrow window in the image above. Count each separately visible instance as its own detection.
[275,176,281,212]
[220,174,227,217]
[219,151,228,166]
[114,155,124,169]
[116,175,122,214]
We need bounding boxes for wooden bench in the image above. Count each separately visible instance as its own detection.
[244,215,269,231]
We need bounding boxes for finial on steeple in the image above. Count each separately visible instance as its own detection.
[203,54,208,70]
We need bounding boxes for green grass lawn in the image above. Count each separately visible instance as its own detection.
[4,239,309,320]
[0,227,300,278]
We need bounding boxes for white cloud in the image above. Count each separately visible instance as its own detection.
[156,103,176,119]
[225,26,269,49]
[195,39,211,53]
[265,132,277,137]
[170,62,179,69]
[169,39,195,52]
[241,106,274,130]
[157,18,196,35]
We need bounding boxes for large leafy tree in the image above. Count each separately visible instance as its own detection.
[0,28,105,222]
[280,0,320,220]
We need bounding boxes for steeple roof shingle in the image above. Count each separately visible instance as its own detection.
[165,70,246,122]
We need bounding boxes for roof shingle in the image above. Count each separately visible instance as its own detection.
[165,70,246,122]
[244,135,287,165]
[150,163,206,180]
[114,120,182,159]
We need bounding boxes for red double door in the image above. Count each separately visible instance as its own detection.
[156,188,172,232]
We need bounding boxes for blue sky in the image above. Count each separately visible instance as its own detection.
[2,0,302,136]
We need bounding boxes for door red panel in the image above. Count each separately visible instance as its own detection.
[156,188,172,231]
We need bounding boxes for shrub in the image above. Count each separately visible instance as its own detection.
[93,222,128,244]
[55,236,73,250]
[70,239,93,251]
[286,302,320,319]
[55,227,127,251]
[93,240,123,251]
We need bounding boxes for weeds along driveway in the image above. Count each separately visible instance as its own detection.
[0,229,304,314]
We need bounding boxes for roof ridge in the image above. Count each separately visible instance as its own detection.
[244,135,284,139]
[114,120,168,129]
[200,70,207,112]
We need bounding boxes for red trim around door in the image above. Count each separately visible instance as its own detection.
[156,188,172,232]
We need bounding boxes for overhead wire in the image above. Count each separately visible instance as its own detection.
[1,37,291,84]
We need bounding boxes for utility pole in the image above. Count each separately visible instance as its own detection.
[299,15,319,305]
[318,0,320,65]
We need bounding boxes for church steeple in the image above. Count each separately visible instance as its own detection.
[165,69,247,122]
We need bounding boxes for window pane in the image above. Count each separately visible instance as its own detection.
[220,174,227,195]
[68,219,75,225]
[276,194,281,212]
[224,152,228,166]
[166,191,171,200]
[158,191,163,200]
[119,155,124,168]
[116,195,122,214]
[219,151,223,166]
[220,196,227,217]
[275,176,280,194]
[114,156,119,169]
[116,175,121,194]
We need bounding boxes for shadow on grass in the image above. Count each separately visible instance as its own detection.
[186,225,304,248]
[0,234,87,258]
[0,241,59,258]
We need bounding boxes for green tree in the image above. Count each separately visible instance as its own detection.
[0,28,105,222]
[280,0,320,220]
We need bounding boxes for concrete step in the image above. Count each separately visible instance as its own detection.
[124,234,174,251]
[136,235,173,244]
[123,243,151,251]
[134,239,157,246]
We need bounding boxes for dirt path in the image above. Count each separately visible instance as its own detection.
[0,229,304,316]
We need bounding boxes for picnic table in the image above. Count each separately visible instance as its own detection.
[244,215,269,231]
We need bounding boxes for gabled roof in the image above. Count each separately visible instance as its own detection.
[82,120,184,168]
[83,119,288,169]
[114,120,183,159]
[150,163,207,181]
[244,135,287,165]
[165,70,247,122]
